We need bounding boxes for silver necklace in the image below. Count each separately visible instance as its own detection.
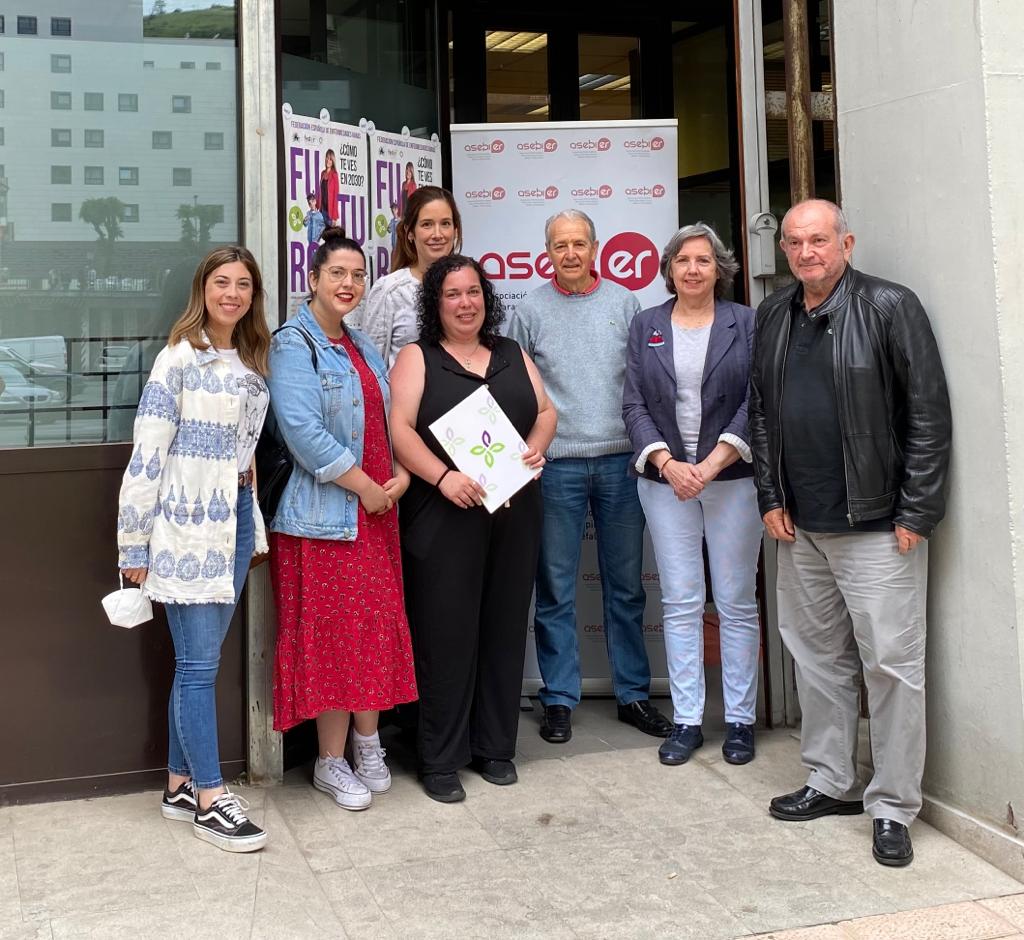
[443,340,481,367]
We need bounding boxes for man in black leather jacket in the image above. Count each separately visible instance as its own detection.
[749,199,951,868]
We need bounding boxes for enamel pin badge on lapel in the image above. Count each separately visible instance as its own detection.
[648,329,665,348]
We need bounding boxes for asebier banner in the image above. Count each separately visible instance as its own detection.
[367,127,442,281]
[450,119,679,319]
[282,104,370,316]
[451,119,680,693]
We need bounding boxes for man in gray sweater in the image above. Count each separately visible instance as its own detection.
[506,209,672,744]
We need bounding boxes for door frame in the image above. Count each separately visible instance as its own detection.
[736,0,794,728]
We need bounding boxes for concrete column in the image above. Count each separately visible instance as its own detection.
[240,0,283,786]
[833,0,1024,877]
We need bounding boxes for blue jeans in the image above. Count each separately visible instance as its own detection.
[164,485,254,789]
[638,476,763,725]
[534,453,650,708]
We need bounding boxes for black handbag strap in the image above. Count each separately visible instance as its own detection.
[274,322,319,370]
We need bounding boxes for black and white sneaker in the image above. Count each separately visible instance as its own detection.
[193,791,267,853]
[160,779,198,821]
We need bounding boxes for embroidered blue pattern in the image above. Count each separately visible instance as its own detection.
[166,366,184,394]
[145,448,162,481]
[201,550,228,578]
[183,363,201,391]
[223,373,239,395]
[207,490,231,523]
[137,381,180,424]
[191,494,205,526]
[175,552,201,581]
[202,368,223,394]
[162,485,176,521]
[121,545,149,568]
[153,550,176,578]
[174,487,190,526]
[140,509,154,536]
[128,445,144,477]
[168,420,236,461]
[119,506,140,533]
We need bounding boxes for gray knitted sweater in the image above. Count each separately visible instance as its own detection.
[506,278,640,459]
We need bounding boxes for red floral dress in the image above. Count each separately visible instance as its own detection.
[270,334,417,731]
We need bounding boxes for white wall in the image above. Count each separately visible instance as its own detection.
[833,0,1024,870]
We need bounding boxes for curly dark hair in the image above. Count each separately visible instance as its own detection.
[417,254,505,349]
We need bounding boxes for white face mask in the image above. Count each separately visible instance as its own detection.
[101,573,154,629]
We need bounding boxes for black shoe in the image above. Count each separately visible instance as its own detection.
[421,771,466,803]
[160,779,197,821]
[769,785,864,822]
[617,700,673,737]
[873,819,914,867]
[539,704,573,744]
[471,757,518,786]
[658,724,703,765]
[192,792,267,853]
[722,723,756,765]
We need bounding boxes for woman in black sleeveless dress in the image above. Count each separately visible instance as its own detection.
[390,255,557,803]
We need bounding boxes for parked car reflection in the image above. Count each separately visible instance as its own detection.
[0,363,66,413]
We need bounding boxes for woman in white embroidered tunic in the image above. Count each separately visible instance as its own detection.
[116,246,272,853]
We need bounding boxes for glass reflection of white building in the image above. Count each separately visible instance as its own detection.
[0,0,242,448]
[2,0,237,244]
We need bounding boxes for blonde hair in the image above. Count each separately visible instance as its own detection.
[167,245,271,375]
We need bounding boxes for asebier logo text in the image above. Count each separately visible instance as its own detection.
[600,232,660,292]
[623,136,665,151]
[570,185,613,199]
[516,185,559,200]
[517,138,558,154]
[570,136,612,153]
[464,186,506,201]
[624,184,667,198]
[463,139,505,154]
[481,230,660,292]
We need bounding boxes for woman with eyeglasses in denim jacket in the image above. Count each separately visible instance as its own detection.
[266,228,417,812]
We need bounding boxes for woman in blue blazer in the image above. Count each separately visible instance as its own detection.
[622,223,763,768]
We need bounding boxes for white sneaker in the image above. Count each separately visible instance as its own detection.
[350,731,393,794]
[313,755,372,811]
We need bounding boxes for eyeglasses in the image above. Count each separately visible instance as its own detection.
[322,267,367,285]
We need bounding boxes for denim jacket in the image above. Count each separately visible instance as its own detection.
[266,304,391,540]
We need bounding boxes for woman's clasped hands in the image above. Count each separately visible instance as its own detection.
[354,465,410,515]
[662,458,706,501]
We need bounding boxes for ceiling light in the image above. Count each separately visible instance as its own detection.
[485,31,548,53]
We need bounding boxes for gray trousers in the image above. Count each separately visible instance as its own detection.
[777,527,928,826]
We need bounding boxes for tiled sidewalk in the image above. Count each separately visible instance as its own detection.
[1,701,1021,939]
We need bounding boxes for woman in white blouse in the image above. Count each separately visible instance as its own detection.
[116,245,272,853]
[361,186,462,367]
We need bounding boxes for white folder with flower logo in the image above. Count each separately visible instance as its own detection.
[428,384,537,514]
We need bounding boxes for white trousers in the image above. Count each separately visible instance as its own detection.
[777,527,928,825]
[638,476,764,725]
